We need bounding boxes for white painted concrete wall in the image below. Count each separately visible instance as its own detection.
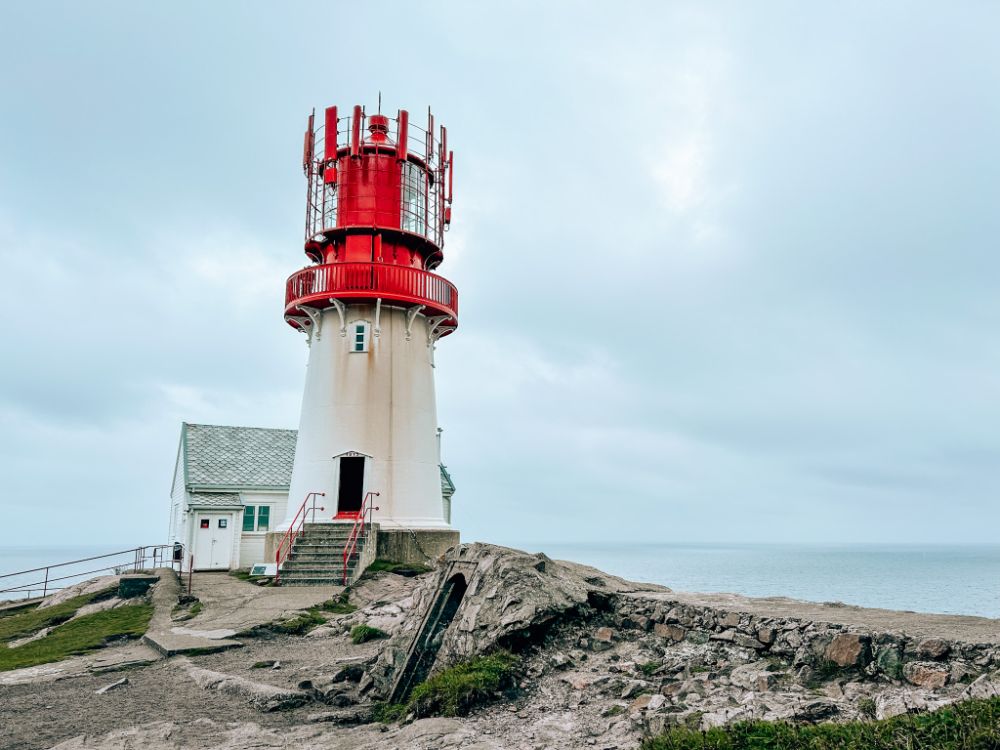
[283,304,448,530]
[238,491,288,567]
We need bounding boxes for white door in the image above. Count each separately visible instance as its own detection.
[193,514,234,570]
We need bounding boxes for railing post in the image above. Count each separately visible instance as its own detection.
[42,567,49,598]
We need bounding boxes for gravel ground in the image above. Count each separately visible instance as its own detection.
[1,621,384,750]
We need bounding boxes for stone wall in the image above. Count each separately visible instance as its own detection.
[612,595,1000,691]
[375,529,460,566]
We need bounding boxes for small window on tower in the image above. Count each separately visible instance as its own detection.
[351,321,369,353]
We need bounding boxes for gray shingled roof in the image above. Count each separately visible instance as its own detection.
[188,492,244,508]
[180,423,455,497]
[184,423,296,490]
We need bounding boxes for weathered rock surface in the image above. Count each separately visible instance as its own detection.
[181,660,309,711]
[368,543,666,698]
[38,576,120,609]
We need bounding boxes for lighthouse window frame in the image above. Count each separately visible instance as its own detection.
[400,161,426,236]
[350,321,370,353]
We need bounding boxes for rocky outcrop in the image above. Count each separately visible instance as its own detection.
[353,542,1000,737]
[367,543,666,699]
[37,576,120,609]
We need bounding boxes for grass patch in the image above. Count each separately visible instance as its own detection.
[640,660,663,677]
[365,559,432,577]
[371,701,409,723]
[320,590,357,615]
[642,697,1000,750]
[373,651,523,723]
[0,588,117,644]
[228,569,271,584]
[171,599,203,622]
[0,603,153,672]
[350,624,388,644]
[857,697,877,720]
[409,651,522,718]
[268,609,327,635]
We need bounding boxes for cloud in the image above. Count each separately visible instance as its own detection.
[2,1,1000,548]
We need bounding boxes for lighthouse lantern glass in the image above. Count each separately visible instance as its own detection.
[401,162,426,235]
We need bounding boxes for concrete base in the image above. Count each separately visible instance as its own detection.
[264,531,283,567]
[376,529,460,566]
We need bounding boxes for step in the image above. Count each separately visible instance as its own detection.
[300,525,357,531]
[288,554,359,564]
[280,577,348,586]
[282,560,358,570]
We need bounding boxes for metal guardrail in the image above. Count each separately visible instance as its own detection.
[0,544,186,599]
[343,492,380,585]
[274,492,326,584]
[285,261,459,322]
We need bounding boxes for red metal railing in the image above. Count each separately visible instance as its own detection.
[285,262,458,323]
[274,491,325,584]
[343,492,380,585]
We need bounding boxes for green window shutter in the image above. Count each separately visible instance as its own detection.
[242,506,256,532]
[257,506,270,531]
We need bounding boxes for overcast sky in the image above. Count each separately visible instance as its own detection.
[1,1,998,550]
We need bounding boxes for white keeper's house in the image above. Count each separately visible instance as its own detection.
[168,422,456,571]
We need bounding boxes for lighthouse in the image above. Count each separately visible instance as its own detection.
[277,102,460,563]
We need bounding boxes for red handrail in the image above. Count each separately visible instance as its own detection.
[274,491,325,584]
[343,492,380,585]
[284,262,458,323]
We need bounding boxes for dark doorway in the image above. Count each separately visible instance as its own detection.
[337,456,365,514]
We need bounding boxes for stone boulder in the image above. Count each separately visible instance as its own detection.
[916,638,951,661]
[903,662,950,690]
[824,632,871,668]
[368,543,665,698]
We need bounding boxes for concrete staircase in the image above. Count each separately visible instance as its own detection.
[278,523,366,586]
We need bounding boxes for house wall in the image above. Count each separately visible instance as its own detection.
[168,442,187,548]
[238,491,289,568]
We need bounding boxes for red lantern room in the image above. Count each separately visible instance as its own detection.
[284,104,458,336]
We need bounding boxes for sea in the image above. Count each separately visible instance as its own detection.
[506,542,1000,619]
[3,542,999,619]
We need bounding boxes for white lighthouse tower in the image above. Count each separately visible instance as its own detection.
[277,103,460,569]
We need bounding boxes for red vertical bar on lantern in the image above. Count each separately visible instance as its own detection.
[324,106,338,160]
[440,126,447,169]
[302,112,315,173]
[426,110,434,165]
[448,150,454,204]
[397,110,409,162]
[351,105,362,158]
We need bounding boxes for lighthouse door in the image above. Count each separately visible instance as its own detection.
[336,456,366,517]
